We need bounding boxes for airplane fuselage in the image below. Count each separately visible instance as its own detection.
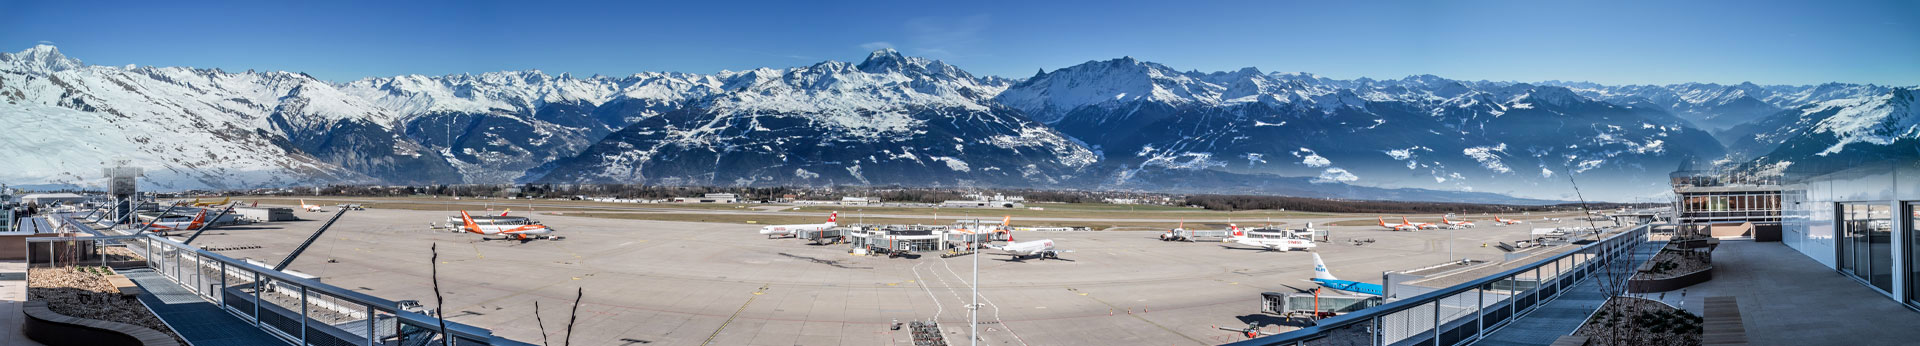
[1312,278,1384,296]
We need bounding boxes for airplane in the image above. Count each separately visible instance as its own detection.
[190,196,230,207]
[758,212,837,238]
[987,239,1070,260]
[1378,217,1420,231]
[299,199,326,212]
[1440,216,1475,228]
[1227,227,1316,252]
[457,210,555,240]
[1311,253,1383,296]
[1489,216,1525,225]
[1404,217,1439,230]
[145,210,209,231]
[1159,220,1188,241]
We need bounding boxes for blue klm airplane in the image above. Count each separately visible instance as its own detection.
[1311,253,1383,296]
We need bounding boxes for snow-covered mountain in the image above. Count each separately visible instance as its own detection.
[995,58,1727,201]
[529,50,1097,187]
[2,44,1905,202]
[1545,81,1892,134]
[1723,87,1919,177]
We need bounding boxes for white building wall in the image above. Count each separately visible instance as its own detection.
[1779,160,1919,305]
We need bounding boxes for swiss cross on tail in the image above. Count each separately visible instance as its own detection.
[828,212,838,224]
[458,211,485,235]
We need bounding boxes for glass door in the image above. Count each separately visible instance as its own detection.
[1840,202,1894,294]
[1909,203,1918,306]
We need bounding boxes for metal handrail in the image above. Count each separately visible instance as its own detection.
[1225,225,1647,346]
[26,214,529,345]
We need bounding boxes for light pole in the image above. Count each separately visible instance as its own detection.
[971,218,980,346]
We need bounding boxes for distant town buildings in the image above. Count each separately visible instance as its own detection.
[942,193,1025,208]
[674,193,738,203]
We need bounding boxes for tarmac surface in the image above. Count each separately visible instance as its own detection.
[159,203,1567,346]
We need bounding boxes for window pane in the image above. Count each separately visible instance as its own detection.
[1869,203,1893,292]
[1910,203,1919,306]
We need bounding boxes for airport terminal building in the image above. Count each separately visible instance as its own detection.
[1779,159,1920,309]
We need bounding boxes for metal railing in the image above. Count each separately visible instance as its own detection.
[24,214,536,346]
[1226,225,1648,346]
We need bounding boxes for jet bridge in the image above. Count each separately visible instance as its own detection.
[1261,291,1382,319]
[1163,229,1231,242]
[849,228,945,256]
[796,228,845,245]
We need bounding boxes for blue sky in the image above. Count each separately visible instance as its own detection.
[3,0,1915,85]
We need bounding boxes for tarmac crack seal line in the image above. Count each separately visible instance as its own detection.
[702,284,769,346]
[1067,287,1211,345]
[937,255,1026,346]
[909,261,947,321]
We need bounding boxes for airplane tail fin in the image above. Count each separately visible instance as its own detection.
[1378,217,1388,227]
[1001,216,1011,227]
[459,211,484,234]
[1402,217,1413,225]
[828,212,838,224]
[499,209,511,217]
[1312,253,1338,281]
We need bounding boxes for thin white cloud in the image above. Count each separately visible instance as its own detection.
[902,14,989,58]
[859,41,894,51]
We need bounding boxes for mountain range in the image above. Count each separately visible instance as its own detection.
[3,45,1912,202]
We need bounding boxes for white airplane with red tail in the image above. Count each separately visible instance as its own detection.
[759,212,837,238]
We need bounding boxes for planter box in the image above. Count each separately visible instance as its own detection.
[20,301,179,346]
[1629,267,1713,293]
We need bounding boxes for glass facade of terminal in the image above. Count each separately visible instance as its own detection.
[1911,202,1919,307]
[1840,202,1894,293]
[1779,159,1918,309]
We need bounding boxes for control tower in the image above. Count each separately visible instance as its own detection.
[103,158,141,225]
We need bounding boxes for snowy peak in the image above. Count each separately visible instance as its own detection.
[1,45,82,73]
[856,48,912,71]
[995,57,1227,123]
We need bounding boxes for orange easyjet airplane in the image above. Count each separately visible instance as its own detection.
[147,210,209,231]
[458,210,555,240]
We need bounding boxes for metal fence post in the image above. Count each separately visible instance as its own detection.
[220,261,228,306]
[301,285,309,345]
[1373,315,1384,346]
[253,271,263,326]
[366,304,377,346]
[197,253,209,297]
[1474,287,1486,341]
[1432,300,1442,345]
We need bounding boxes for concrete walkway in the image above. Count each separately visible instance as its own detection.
[122,268,287,346]
[1643,240,1920,345]
[0,260,47,346]
[1473,241,1664,346]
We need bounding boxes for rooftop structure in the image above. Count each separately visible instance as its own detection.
[1670,170,1783,226]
